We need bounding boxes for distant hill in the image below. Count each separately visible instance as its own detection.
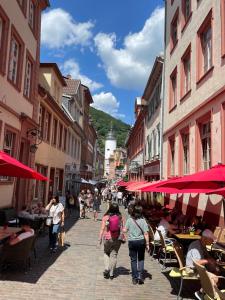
[90,107,131,154]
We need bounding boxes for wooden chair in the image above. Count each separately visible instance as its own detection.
[0,235,35,271]
[193,261,225,300]
[147,223,161,259]
[157,229,175,270]
[169,242,199,300]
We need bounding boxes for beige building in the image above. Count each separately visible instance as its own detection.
[35,64,82,204]
[163,0,225,225]
[0,0,49,209]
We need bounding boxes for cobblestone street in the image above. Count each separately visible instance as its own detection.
[0,205,198,300]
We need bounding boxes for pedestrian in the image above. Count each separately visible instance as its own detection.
[78,190,86,218]
[86,189,93,212]
[124,205,149,285]
[106,189,113,209]
[45,195,65,252]
[98,202,124,279]
[117,190,123,206]
[93,188,101,221]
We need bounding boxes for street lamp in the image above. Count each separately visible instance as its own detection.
[26,128,43,153]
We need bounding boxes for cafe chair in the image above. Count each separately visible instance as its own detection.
[157,229,175,270]
[0,235,35,271]
[169,242,199,300]
[193,261,225,300]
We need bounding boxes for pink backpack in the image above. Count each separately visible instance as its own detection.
[109,215,120,238]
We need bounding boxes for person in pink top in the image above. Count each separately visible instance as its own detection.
[98,202,125,279]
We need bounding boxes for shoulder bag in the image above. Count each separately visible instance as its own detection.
[132,218,145,235]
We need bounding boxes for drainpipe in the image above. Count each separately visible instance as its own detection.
[160,1,167,180]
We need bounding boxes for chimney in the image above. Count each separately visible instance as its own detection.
[67,74,72,79]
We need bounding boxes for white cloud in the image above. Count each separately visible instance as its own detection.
[41,8,94,49]
[94,7,164,91]
[92,92,125,119]
[61,59,103,92]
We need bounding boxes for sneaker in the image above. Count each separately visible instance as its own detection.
[194,291,203,300]
[52,247,57,253]
[109,275,114,280]
[103,270,110,279]
[138,278,144,285]
[132,278,138,285]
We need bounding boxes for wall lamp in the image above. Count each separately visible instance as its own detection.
[26,128,43,153]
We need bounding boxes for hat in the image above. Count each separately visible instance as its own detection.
[202,229,216,241]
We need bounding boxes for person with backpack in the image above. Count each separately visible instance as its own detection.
[98,202,124,279]
[124,205,149,285]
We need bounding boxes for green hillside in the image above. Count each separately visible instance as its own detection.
[90,107,131,154]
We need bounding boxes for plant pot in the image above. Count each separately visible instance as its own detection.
[189,231,195,236]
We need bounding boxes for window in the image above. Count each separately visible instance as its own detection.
[52,119,58,146]
[171,9,179,51]
[67,132,71,154]
[4,130,16,156]
[181,46,191,98]
[63,128,67,151]
[157,123,160,155]
[170,67,177,110]
[0,5,9,74]
[28,0,35,30]
[0,18,2,51]
[8,27,24,89]
[17,0,27,15]
[182,0,191,27]
[39,105,45,138]
[197,10,213,81]
[182,133,189,174]
[44,111,51,142]
[202,27,212,73]
[58,123,63,149]
[201,121,211,170]
[169,138,175,176]
[24,57,33,99]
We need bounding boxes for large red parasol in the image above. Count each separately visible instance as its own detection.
[158,164,225,191]
[0,151,49,180]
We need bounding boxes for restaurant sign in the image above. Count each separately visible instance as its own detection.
[144,163,160,175]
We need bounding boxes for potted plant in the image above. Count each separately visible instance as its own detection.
[189,226,195,236]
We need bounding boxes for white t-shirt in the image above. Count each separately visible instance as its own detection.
[117,192,123,199]
[154,219,170,241]
[49,203,64,224]
[17,229,34,241]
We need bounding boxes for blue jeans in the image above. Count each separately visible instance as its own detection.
[128,239,146,279]
[49,223,60,248]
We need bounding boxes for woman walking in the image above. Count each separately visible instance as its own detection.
[93,188,101,221]
[98,202,124,279]
[124,205,149,285]
[45,195,64,252]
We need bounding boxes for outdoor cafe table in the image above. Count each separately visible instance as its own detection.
[0,226,22,244]
[174,233,201,240]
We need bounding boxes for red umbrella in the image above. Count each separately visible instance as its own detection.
[140,179,178,192]
[0,151,48,180]
[116,180,133,187]
[207,187,225,197]
[126,181,147,191]
[159,164,225,191]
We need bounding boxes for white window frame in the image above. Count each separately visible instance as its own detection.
[24,59,32,98]
[8,37,19,84]
[201,122,211,170]
[202,26,212,73]
[182,133,189,174]
[184,56,191,93]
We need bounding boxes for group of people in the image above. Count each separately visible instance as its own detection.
[78,188,101,221]
[98,201,149,284]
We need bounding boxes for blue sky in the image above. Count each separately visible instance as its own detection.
[40,0,164,125]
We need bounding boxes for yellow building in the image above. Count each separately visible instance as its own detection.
[35,63,82,204]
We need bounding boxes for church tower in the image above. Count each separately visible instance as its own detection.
[104,123,117,177]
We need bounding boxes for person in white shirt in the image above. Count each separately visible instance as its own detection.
[9,219,34,245]
[45,195,64,252]
[117,191,123,206]
[154,211,177,241]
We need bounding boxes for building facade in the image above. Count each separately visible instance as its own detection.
[35,63,82,204]
[163,0,225,225]
[126,98,146,181]
[0,0,49,209]
[143,56,163,181]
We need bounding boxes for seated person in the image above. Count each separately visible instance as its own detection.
[154,210,177,241]
[34,201,46,215]
[190,216,205,235]
[9,219,34,245]
[18,205,34,220]
[186,229,221,286]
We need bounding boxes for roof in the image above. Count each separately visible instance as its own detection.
[63,77,81,95]
[40,63,67,86]
[106,128,116,141]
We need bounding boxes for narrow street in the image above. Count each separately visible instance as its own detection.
[0,205,195,300]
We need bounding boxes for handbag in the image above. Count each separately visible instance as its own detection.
[46,216,53,226]
[58,226,65,247]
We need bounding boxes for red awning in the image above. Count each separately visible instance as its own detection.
[0,151,49,181]
[126,181,147,191]
[207,187,225,197]
[116,180,133,187]
[159,164,225,192]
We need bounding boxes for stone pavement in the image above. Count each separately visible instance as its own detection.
[0,205,198,300]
